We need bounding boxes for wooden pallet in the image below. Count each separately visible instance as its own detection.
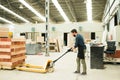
[0,59,25,69]
[0,38,26,70]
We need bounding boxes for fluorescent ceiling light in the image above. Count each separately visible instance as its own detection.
[19,0,45,21]
[52,0,70,22]
[0,4,29,23]
[0,17,14,24]
[86,0,92,21]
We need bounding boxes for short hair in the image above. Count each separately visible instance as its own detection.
[71,29,77,33]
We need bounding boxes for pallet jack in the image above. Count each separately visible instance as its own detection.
[16,48,72,73]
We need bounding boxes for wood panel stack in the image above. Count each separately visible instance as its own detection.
[0,38,26,69]
[49,39,57,52]
[0,27,9,38]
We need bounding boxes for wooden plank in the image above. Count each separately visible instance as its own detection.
[0,45,11,48]
[1,66,14,69]
[12,56,26,62]
[36,36,44,43]
[0,65,1,69]
[0,42,11,45]
[0,59,25,66]
[0,55,11,59]
[11,45,25,49]
[0,32,9,38]
[2,60,25,69]
[12,37,26,42]
[0,27,9,32]
[0,52,11,55]
[0,54,25,61]
[0,38,11,41]
[0,48,11,52]
[0,49,26,55]
[11,50,26,55]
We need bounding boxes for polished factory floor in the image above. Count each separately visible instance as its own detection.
[0,50,120,80]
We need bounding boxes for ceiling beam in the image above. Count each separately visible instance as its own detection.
[92,12,103,21]
[31,0,57,23]
[0,2,29,23]
[5,0,35,23]
[65,0,77,22]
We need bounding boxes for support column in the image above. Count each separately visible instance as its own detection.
[45,0,50,56]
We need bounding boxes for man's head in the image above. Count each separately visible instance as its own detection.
[71,29,77,37]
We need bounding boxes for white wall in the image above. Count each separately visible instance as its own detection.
[0,21,103,42]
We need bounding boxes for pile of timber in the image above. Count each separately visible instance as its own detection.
[0,38,26,69]
[0,27,9,38]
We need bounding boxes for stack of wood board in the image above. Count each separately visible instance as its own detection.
[0,27,9,38]
[37,36,44,43]
[56,37,63,52]
[49,38,57,52]
[0,38,26,69]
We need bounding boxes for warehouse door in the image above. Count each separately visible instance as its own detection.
[41,33,45,41]
[91,32,95,40]
[64,33,68,46]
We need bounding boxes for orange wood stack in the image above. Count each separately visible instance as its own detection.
[0,38,26,69]
[0,27,9,38]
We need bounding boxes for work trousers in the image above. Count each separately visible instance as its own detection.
[76,50,87,73]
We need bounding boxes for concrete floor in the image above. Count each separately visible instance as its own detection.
[0,51,120,80]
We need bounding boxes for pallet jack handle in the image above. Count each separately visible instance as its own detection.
[53,48,72,63]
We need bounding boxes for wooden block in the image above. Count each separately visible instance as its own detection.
[11,45,25,49]
[12,37,26,42]
[0,55,26,62]
[0,65,1,69]
[2,66,14,69]
[0,62,11,66]
[0,52,11,55]
[0,45,11,48]
[12,56,26,63]
[0,38,11,41]
[49,38,56,43]
[0,59,25,66]
[0,55,11,59]
[11,50,26,55]
[1,60,25,69]
[37,36,44,43]
[0,27,9,32]
[0,48,11,52]
[0,41,11,45]
[0,32,9,38]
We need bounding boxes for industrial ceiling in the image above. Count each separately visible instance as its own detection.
[0,0,107,24]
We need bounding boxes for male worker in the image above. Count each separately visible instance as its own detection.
[71,29,87,75]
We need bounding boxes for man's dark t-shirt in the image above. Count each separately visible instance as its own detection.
[74,34,86,59]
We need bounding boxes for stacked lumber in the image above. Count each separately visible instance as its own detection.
[49,38,57,52]
[0,38,26,69]
[0,27,9,38]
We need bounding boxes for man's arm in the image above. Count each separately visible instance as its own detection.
[71,37,79,51]
[74,37,79,48]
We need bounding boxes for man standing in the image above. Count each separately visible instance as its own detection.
[71,29,87,75]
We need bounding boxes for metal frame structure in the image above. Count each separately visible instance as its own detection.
[45,0,50,56]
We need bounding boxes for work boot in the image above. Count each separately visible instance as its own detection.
[74,71,80,73]
[81,72,87,75]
